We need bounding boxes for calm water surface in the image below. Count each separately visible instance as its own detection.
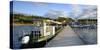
[13,25,40,48]
[12,25,97,49]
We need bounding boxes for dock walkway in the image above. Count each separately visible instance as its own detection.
[45,25,84,47]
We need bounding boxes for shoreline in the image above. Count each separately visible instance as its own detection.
[12,24,34,26]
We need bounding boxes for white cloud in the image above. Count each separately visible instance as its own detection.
[33,2,48,7]
[44,9,68,19]
[78,5,97,19]
[69,4,97,20]
[69,5,97,19]
[69,5,83,18]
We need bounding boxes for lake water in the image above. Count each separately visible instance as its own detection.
[12,25,97,49]
[73,27,97,44]
[12,25,40,49]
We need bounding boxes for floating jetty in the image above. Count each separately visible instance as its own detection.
[45,25,84,47]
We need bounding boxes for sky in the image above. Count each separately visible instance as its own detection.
[11,1,97,19]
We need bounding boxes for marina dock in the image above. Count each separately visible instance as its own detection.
[45,25,84,47]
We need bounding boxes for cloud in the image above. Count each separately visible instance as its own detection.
[69,4,97,19]
[69,5,83,18]
[78,5,97,19]
[33,2,48,7]
[44,9,68,19]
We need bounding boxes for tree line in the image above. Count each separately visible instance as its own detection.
[11,13,74,24]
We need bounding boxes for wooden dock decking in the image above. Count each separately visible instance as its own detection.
[45,25,84,47]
